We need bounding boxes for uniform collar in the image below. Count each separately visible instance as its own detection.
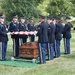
[67,22,70,23]
[50,22,53,24]
[12,21,17,24]
[21,22,25,24]
[0,22,4,24]
[30,22,34,25]
[41,21,45,24]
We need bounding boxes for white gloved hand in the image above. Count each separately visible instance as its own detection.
[34,31,37,35]
[7,32,11,35]
[20,31,23,34]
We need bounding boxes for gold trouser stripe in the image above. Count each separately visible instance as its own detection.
[0,42,2,59]
[13,39,15,57]
[63,38,67,53]
[19,38,23,45]
[54,40,57,57]
[39,43,43,63]
[48,43,50,60]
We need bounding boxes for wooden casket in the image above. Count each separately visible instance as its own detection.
[19,42,38,58]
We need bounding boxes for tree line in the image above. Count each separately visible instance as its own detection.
[0,0,75,21]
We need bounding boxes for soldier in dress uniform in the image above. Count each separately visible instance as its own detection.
[27,17,35,42]
[63,17,73,54]
[55,17,63,57]
[9,15,19,58]
[47,16,55,60]
[19,17,28,44]
[37,15,48,64]
[0,14,8,61]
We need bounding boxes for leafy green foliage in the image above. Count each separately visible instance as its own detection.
[69,0,75,16]
[46,0,73,17]
[0,0,75,21]
[37,0,49,16]
[1,0,43,21]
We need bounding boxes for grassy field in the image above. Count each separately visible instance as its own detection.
[0,31,75,75]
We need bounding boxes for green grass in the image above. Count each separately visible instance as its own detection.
[0,31,75,75]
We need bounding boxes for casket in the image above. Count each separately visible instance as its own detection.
[19,42,38,58]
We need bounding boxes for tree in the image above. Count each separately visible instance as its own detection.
[37,0,49,16]
[1,0,43,21]
[46,0,73,17]
[69,0,75,16]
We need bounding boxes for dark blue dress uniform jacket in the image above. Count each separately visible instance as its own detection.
[55,22,63,40]
[27,22,35,41]
[27,23,35,31]
[48,22,55,43]
[63,22,72,39]
[0,23,8,42]
[37,21,48,43]
[9,21,19,38]
[19,22,28,38]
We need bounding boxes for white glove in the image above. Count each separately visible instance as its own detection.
[34,31,37,35]
[7,32,11,35]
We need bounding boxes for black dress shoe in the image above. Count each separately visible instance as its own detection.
[0,59,6,61]
[0,58,6,61]
[43,62,46,64]
[37,62,46,64]
[54,56,58,58]
[37,62,45,64]
[64,53,67,54]
[37,62,42,64]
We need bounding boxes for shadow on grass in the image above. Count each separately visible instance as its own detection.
[61,53,75,59]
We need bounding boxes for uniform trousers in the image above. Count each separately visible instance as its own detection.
[13,38,19,58]
[66,38,70,54]
[49,43,54,60]
[2,41,7,60]
[56,40,60,57]
[29,35,35,42]
[38,43,47,64]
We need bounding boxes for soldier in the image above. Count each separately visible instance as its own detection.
[47,16,55,60]
[63,17,72,54]
[55,17,63,57]
[19,17,28,44]
[37,15,48,64]
[9,15,19,58]
[27,17,35,42]
[0,15,8,61]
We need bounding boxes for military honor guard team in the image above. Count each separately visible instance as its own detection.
[0,14,72,64]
